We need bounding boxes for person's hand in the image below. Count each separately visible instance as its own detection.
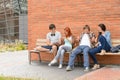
[95,43,99,47]
[47,43,52,46]
[100,50,106,55]
[76,36,80,42]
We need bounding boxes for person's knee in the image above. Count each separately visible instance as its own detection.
[70,52,76,57]
[52,45,57,50]
[59,45,63,49]
[89,50,94,56]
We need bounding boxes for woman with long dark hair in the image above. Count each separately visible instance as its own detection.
[89,23,111,70]
[48,27,74,68]
[98,24,112,47]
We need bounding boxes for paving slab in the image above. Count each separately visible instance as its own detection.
[1,50,120,80]
[75,65,120,80]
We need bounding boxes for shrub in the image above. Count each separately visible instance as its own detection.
[0,40,27,52]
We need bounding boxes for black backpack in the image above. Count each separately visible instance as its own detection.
[110,45,120,53]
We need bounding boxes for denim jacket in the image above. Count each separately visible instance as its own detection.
[103,31,112,47]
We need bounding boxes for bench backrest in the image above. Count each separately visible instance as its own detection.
[35,39,120,47]
[36,39,47,46]
[35,38,79,48]
[111,39,120,46]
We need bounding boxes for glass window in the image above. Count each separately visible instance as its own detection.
[0,0,27,43]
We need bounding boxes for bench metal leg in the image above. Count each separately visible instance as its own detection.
[29,51,41,64]
[38,52,41,62]
[29,51,31,64]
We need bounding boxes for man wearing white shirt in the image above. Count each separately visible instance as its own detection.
[35,24,61,56]
[66,25,95,71]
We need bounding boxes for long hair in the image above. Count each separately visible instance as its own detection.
[64,27,72,37]
[98,23,106,37]
[98,23,106,32]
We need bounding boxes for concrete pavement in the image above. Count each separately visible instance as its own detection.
[0,50,88,80]
[0,50,120,80]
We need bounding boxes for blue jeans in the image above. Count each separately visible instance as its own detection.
[89,35,111,64]
[54,45,72,64]
[68,45,90,67]
[89,47,101,64]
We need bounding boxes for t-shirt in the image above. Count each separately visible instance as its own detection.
[79,34,91,47]
[46,31,61,44]
[64,36,72,48]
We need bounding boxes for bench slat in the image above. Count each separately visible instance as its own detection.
[112,39,120,46]
[36,43,47,46]
[36,39,47,46]
[97,52,120,55]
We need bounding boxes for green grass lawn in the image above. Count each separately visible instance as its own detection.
[0,76,45,80]
[0,76,32,80]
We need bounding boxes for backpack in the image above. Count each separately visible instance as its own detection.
[110,45,120,53]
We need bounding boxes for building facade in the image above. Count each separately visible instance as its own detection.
[28,0,120,63]
[28,0,120,49]
[0,0,28,43]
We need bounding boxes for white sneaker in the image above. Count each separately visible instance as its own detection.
[66,66,73,71]
[48,63,52,66]
[48,59,57,66]
[58,64,62,69]
[51,59,57,64]
[84,67,89,72]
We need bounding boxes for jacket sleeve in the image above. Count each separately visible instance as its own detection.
[99,35,107,50]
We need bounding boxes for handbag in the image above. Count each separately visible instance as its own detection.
[110,45,120,53]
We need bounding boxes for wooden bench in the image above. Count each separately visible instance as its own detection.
[61,39,120,65]
[74,39,120,65]
[29,39,120,65]
[28,38,80,64]
[93,39,120,64]
[29,39,47,64]
[97,39,120,55]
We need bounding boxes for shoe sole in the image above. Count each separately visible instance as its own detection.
[66,69,72,71]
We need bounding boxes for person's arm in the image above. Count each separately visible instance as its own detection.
[58,37,61,45]
[105,31,112,47]
[90,32,98,47]
[58,32,62,45]
[71,36,75,44]
[99,35,106,50]
[90,32,96,43]
[76,36,80,42]
[76,33,82,43]
[105,31,111,42]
